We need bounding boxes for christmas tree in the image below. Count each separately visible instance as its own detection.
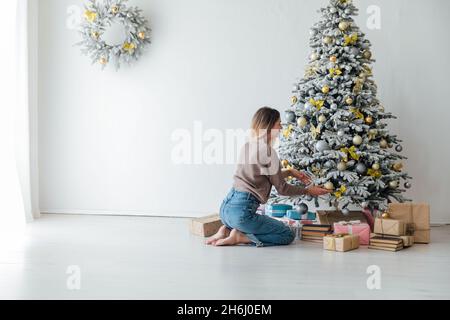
[277,0,412,214]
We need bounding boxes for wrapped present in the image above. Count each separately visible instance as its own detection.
[324,234,360,252]
[266,204,292,218]
[374,218,406,236]
[333,220,371,245]
[387,203,430,244]
[317,210,369,226]
[397,235,414,247]
[189,214,223,237]
[302,211,316,220]
[286,210,301,220]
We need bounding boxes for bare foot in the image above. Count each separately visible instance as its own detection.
[214,229,252,246]
[205,225,230,245]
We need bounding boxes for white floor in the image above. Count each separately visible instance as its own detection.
[1,214,449,300]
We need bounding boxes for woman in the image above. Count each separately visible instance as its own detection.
[207,107,330,247]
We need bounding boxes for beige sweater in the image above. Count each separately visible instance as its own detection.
[232,139,306,204]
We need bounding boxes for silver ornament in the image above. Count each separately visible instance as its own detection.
[324,161,334,169]
[330,7,337,14]
[308,89,316,95]
[351,48,360,56]
[342,208,350,216]
[305,195,313,201]
[304,102,313,111]
[298,203,309,215]
[389,180,399,189]
[285,111,295,123]
[404,182,412,189]
[356,163,367,175]
[337,129,345,137]
[331,104,338,111]
[315,140,331,152]
[395,145,403,152]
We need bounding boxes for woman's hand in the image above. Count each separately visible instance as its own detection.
[305,186,331,196]
[290,169,313,185]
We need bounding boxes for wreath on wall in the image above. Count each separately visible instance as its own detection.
[76,0,151,70]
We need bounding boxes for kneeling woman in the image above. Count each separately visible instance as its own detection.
[207,107,330,247]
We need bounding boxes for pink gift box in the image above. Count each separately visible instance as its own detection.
[333,221,371,245]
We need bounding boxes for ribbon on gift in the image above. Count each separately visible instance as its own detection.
[336,220,362,234]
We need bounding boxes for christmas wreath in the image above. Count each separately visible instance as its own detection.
[76,0,151,70]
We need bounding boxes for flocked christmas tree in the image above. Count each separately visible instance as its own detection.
[275,0,412,215]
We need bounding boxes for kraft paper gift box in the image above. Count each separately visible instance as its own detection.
[189,214,223,237]
[324,234,360,252]
[387,203,431,244]
[333,221,371,245]
[374,218,406,236]
[317,210,369,225]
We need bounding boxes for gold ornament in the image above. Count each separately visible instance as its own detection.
[353,77,364,94]
[138,31,146,40]
[309,98,324,111]
[324,182,335,190]
[367,168,382,179]
[380,139,388,149]
[340,146,360,161]
[323,36,333,45]
[368,129,378,140]
[281,160,289,168]
[334,185,347,198]
[297,117,307,128]
[99,57,108,65]
[283,125,294,139]
[329,56,337,63]
[123,42,136,53]
[350,108,364,120]
[379,106,385,112]
[392,162,403,172]
[338,21,350,31]
[322,86,330,94]
[310,124,321,140]
[343,33,358,46]
[346,97,354,105]
[310,52,319,61]
[365,116,373,124]
[363,50,372,59]
[329,67,342,78]
[318,115,327,123]
[84,10,97,23]
[291,96,298,104]
[111,5,119,14]
[381,212,390,219]
[372,163,380,170]
[91,31,99,39]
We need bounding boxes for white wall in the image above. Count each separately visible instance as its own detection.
[38,0,450,223]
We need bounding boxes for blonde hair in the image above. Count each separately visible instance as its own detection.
[250,107,281,143]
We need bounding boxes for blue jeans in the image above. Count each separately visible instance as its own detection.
[219,188,295,247]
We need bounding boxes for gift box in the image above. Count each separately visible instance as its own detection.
[397,235,414,247]
[374,218,406,236]
[302,211,316,220]
[266,204,293,218]
[333,221,371,245]
[286,210,301,220]
[189,214,223,237]
[324,234,360,252]
[387,203,431,244]
[317,210,369,226]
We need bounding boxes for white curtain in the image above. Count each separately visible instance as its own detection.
[0,0,38,230]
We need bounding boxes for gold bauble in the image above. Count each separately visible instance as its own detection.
[318,115,327,123]
[379,106,385,112]
[329,56,337,63]
[111,5,119,14]
[281,160,289,168]
[393,162,403,172]
[338,21,350,31]
[138,31,146,40]
[324,182,335,190]
[310,52,319,61]
[365,116,373,124]
[380,139,388,149]
[381,212,390,219]
[291,96,298,104]
[346,97,353,105]
[297,117,307,128]
[99,57,108,65]
[91,31,99,39]
[363,50,372,59]
[372,163,380,170]
[322,86,330,94]
[323,36,333,45]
